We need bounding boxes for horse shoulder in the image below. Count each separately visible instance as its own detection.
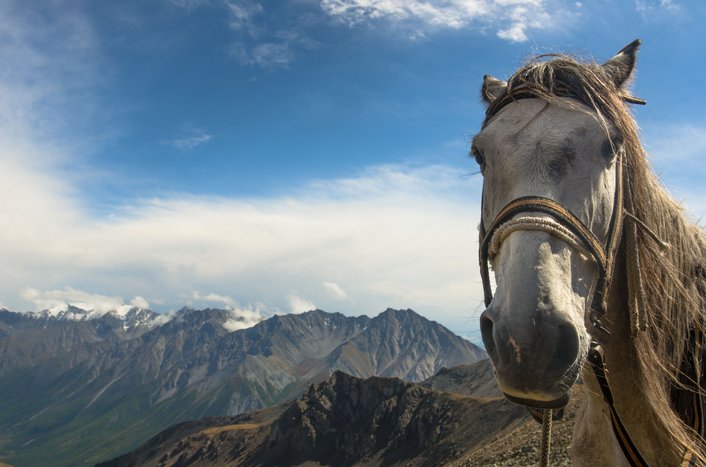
[571,385,630,467]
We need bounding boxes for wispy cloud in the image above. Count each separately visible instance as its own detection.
[287,294,317,314]
[175,0,568,67]
[0,157,484,326]
[190,291,237,308]
[131,296,151,309]
[168,0,213,9]
[189,291,268,330]
[0,1,484,329]
[323,281,348,301]
[226,0,263,34]
[165,126,213,150]
[635,0,680,19]
[230,41,296,68]
[168,0,310,69]
[222,306,265,331]
[0,1,102,146]
[642,123,706,224]
[225,6,320,69]
[644,124,706,166]
[319,0,566,43]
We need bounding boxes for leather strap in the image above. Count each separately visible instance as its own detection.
[587,343,650,467]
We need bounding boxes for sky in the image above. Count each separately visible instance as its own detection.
[1,0,705,343]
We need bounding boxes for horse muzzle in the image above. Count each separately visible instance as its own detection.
[480,305,584,407]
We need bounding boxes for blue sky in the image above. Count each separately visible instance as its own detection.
[1,0,704,342]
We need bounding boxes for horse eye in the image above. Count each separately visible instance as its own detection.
[601,135,624,161]
[474,150,486,168]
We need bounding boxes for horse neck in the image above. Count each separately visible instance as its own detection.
[575,246,684,466]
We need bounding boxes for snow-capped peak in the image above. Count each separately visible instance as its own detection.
[30,304,171,330]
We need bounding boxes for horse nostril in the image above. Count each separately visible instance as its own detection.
[554,323,580,370]
[480,311,498,362]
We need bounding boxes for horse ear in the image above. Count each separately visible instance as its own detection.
[482,75,507,103]
[601,39,641,89]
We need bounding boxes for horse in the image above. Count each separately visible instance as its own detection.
[474,40,706,466]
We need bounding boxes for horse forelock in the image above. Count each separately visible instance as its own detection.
[493,53,706,461]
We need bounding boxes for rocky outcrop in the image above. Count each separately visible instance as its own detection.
[420,359,500,398]
[99,368,530,467]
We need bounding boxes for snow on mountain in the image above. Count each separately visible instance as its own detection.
[27,304,172,330]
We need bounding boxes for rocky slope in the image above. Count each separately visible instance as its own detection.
[101,361,579,467]
[420,359,500,398]
[0,307,484,467]
[98,369,526,466]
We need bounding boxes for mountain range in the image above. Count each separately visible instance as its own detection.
[0,306,484,466]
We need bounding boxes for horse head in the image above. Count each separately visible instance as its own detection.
[475,41,641,408]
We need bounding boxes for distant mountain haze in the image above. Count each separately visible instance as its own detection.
[0,307,484,466]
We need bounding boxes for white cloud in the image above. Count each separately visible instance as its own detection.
[497,23,527,42]
[0,158,484,327]
[223,306,265,331]
[165,127,213,151]
[319,0,563,42]
[287,294,317,314]
[4,122,701,332]
[322,281,348,301]
[130,296,151,309]
[19,285,264,330]
[191,291,237,308]
[0,5,481,320]
[20,287,128,315]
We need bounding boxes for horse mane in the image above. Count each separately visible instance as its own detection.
[500,53,706,461]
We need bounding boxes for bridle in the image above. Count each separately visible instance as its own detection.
[477,86,655,466]
[478,187,624,338]
[478,87,625,338]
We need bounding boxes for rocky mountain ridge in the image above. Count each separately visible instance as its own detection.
[98,365,523,466]
[101,361,578,467]
[0,307,484,467]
